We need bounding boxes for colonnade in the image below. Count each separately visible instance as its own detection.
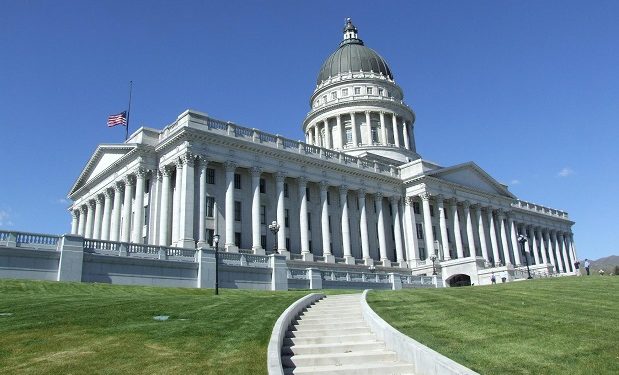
[305,111,413,151]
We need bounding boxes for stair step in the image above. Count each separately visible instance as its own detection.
[286,327,367,338]
[282,340,383,355]
[282,349,398,367]
[289,322,368,331]
[284,333,377,346]
[293,318,366,327]
[283,361,416,375]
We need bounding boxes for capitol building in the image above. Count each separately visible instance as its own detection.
[68,20,577,286]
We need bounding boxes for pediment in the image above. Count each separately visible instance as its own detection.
[426,162,515,198]
[68,144,137,197]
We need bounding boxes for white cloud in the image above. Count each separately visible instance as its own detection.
[557,167,574,177]
[56,198,69,205]
[0,210,13,227]
[510,179,521,185]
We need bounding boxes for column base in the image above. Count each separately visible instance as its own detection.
[324,254,335,263]
[278,249,290,260]
[302,253,314,262]
[344,256,356,265]
[196,241,208,249]
[398,261,408,268]
[179,239,196,249]
[381,259,391,267]
[252,246,265,255]
[364,258,374,266]
[408,259,420,268]
[225,244,238,253]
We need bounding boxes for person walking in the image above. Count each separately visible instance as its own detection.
[584,259,591,276]
[491,273,496,284]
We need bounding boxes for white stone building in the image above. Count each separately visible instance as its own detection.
[68,20,577,286]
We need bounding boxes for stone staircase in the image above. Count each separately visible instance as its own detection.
[281,293,416,374]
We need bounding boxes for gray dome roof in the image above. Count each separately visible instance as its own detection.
[316,25,393,85]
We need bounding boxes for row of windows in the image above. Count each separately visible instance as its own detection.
[314,86,391,107]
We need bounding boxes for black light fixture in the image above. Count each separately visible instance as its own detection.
[268,221,280,254]
[213,234,220,295]
[517,234,533,279]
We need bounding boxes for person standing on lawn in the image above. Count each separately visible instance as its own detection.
[584,259,591,275]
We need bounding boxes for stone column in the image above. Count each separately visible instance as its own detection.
[436,195,450,261]
[335,114,343,149]
[558,232,569,272]
[110,182,123,242]
[251,167,263,253]
[569,233,578,274]
[508,215,521,266]
[298,177,310,260]
[365,111,372,145]
[391,113,400,147]
[487,208,500,265]
[498,211,511,265]
[84,200,95,239]
[78,206,87,236]
[403,197,420,264]
[101,189,113,240]
[540,229,550,266]
[379,111,387,145]
[340,186,353,264]
[529,226,540,265]
[172,158,183,245]
[92,195,103,239]
[121,176,134,242]
[391,196,404,265]
[420,193,434,259]
[320,181,333,262]
[275,172,287,254]
[475,205,489,261]
[158,166,172,246]
[376,193,389,266]
[132,168,147,244]
[451,201,464,258]
[520,224,531,264]
[350,112,358,146]
[463,201,476,258]
[358,189,371,265]
[308,129,314,145]
[402,121,410,150]
[551,231,563,273]
[179,154,196,248]
[313,124,320,147]
[324,119,331,149]
[70,209,79,235]
[197,157,208,248]
[225,162,237,251]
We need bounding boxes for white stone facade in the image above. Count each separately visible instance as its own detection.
[67,20,577,285]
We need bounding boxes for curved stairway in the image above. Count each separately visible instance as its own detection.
[281,293,416,374]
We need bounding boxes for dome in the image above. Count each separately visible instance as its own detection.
[316,19,393,85]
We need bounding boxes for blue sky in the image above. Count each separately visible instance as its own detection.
[1,1,617,260]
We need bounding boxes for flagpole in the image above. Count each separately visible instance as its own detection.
[125,81,133,141]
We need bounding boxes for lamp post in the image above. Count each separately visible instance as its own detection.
[268,221,280,254]
[430,240,439,275]
[517,234,532,279]
[213,234,220,295]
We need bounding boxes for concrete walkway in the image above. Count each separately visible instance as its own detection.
[281,293,416,374]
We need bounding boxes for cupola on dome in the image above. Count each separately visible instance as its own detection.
[316,19,393,85]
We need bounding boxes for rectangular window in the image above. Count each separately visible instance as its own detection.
[285,238,290,250]
[284,182,289,198]
[234,173,241,189]
[432,226,437,239]
[234,201,241,221]
[354,87,361,95]
[306,187,311,202]
[378,88,384,96]
[413,202,421,215]
[307,213,312,231]
[206,229,214,244]
[367,87,373,94]
[342,88,348,96]
[345,127,353,144]
[259,178,266,194]
[331,92,337,100]
[371,127,379,143]
[416,223,424,239]
[261,235,267,249]
[207,168,215,184]
[419,247,426,260]
[285,209,290,228]
[206,197,215,218]
[430,205,435,217]
[235,232,241,247]
[260,205,266,224]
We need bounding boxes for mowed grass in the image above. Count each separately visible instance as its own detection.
[368,277,619,375]
[0,280,338,375]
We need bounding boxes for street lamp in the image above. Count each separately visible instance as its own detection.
[429,252,438,275]
[517,234,533,279]
[268,221,280,254]
[213,234,220,295]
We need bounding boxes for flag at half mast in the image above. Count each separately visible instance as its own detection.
[107,111,127,127]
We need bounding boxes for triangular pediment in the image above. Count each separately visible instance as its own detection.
[68,144,137,197]
[426,162,515,198]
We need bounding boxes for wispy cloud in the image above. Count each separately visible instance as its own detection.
[55,198,69,205]
[557,167,574,177]
[510,179,521,185]
[0,210,13,227]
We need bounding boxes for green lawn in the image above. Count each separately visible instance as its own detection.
[0,280,334,375]
[368,277,619,375]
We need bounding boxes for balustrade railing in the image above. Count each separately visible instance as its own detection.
[319,269,392,284]
[83,238,196,262]
[401,275,435,286]
[218,252,270,268]
[0,230,60,250]
[287,268,309,280]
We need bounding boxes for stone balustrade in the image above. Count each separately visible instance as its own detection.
[0,230,60,250]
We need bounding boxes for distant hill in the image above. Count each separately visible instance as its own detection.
[588,255,619,275]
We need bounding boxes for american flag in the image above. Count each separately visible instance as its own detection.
[107,111,127,127]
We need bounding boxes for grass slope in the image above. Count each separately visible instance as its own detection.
[368,277,619,375]
[0,280,327,375]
